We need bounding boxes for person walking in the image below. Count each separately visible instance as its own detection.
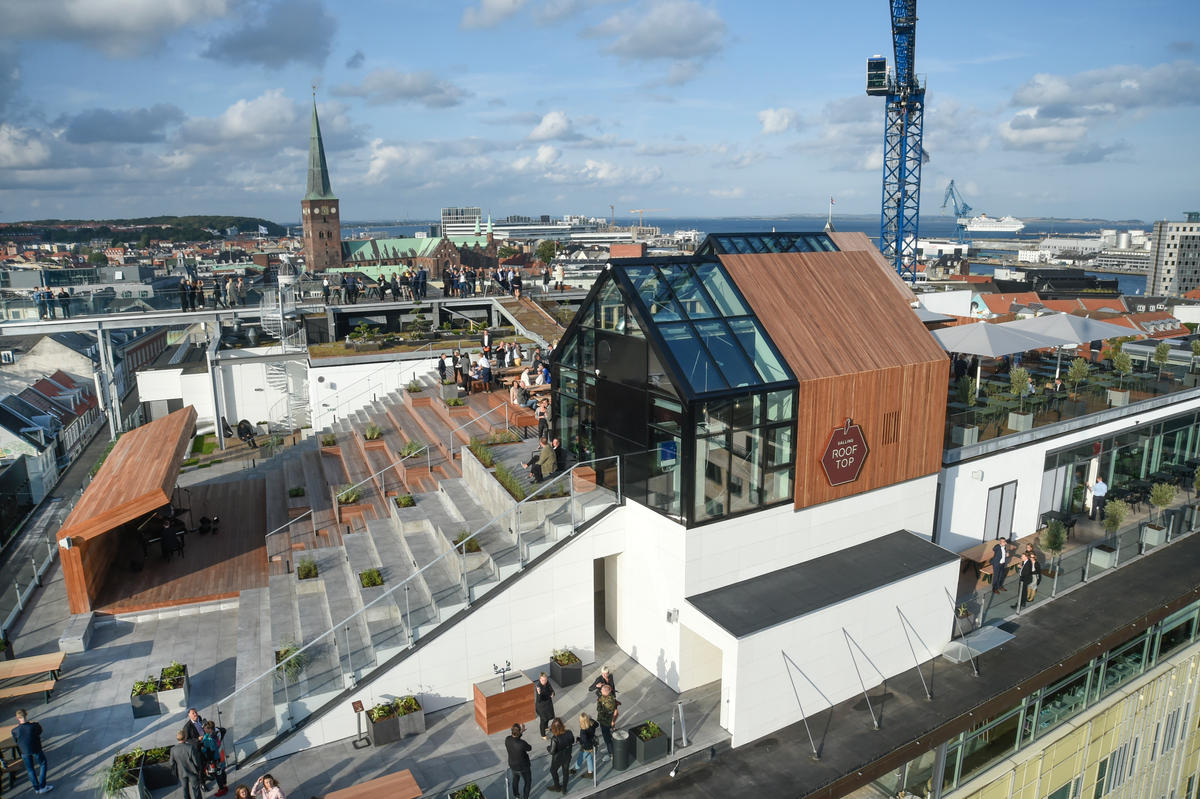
[1091,477,1108,522]
[170,729,203,799]
[505,724,532,799]
[547,718,574,794]
[572,713,597,781]
[595,683,621,760]
[13,709,52,794]
[213,278,226,308]
[534,672,556,739]
[990,539,1009,594]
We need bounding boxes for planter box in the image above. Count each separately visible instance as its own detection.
[1007,411,1034,432]
[549,657,583,687]
[951,424,979,446]
[396,705,426,738]
[1141,523,1167,547]
[140,758,177,790]
[1107,388,1131,407]
[367,713,401,746]
[951,615,976,639]
[440,382,460,401]
[156,665,189,714]
[1090,545,1118,570]
[130,691,159,718]
[632,724,670,763]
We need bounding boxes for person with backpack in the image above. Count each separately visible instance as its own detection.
[199,720,228,796]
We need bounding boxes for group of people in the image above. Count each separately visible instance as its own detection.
[178,277,247,311]
[171,707,283,799]
[31,287,71,320]
[989,538,1043,610]
[507,667,620,797]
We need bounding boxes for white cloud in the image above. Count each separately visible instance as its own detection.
[709,187,744,199]
[1012,60,1200,113]
[333,69,469,108]
[0,124,50,168]
[180,89,301,150]
[580,158,661,185]
[0,0,233,57]
[757,107,797,135]
[528,111,575,141]
[584,0,727,84]
[513,144,561,171]
[462,0,528,29]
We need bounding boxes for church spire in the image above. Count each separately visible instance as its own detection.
[305,94,335,201]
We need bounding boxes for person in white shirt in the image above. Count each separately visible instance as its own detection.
[1091,477,1108,521]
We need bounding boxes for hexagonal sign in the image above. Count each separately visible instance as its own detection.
[820,418,869,487]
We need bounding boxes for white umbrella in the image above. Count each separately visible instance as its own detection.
[933,322,1065,397]
[1006,314,1137,378]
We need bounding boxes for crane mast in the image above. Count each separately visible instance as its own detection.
[866,0,925,282]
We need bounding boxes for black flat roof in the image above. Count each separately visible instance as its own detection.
[686,530,958,638]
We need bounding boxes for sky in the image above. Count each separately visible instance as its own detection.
[0,0,1197,225]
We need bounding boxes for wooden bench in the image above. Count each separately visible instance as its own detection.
[0,755,23,795]
[469,379,490,394]
[321,768,422,799]
[0,680,56,704]
[0,652,65,682]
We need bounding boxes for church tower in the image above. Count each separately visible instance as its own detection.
[301,97,341,272]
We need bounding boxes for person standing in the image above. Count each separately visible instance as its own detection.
[1091,477,1108,522]
[13,709,52,794]
[505,724,532,799]
[547,718,574,794]
[573,713,597,780]
[170,729,203,799]
[589,665,616,697]
[542,265,551,294]
[534,672,556,739]
[322,276,331,304]
[1023,546,1042,606]
[213,278,226,308]
[595,683,621,760]
[554,263,565,291]
[199,720,228,796]
[990,539,1009,594]
[181,707,207,742]
[236,277,247,307]
[1014,552,1034,610]
[56,288,71,319]
[250,774,284,799]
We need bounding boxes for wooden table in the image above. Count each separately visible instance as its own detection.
[0,652,65,681]
[322,769,422,799]
[473,673,535,735]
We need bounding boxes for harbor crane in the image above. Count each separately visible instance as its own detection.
[941,179,973,243]
[866,0,926,282]
[629,208,666,226]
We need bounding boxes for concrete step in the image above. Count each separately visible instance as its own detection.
[309,547,376,682]
[230,587,276,761]
[439,478,521,580]
[402,524,466,619]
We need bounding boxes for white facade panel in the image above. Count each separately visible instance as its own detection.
[308,358,438,431]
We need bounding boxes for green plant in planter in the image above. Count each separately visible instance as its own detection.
[635,720,665,741]
[450,784,485,799]
[1102,498,1131,536]
[453,531,481,554]
[955,603,970,618]
[274,640,309,682]
[131,676,159,697]
[1009,366,1031,412]
[467,438,495,467]
[1067,357,1090,398]
[288,486,306,498]
[445,397,464,407]
[551,649,581,666]
[399,439,425,457]
[394,695,421,716]
[1149,482,1177,526]
[1040,519,1067,571]
[367,701,397,722]
[405,379,423,393]
[1153,341,1172,380]
[360,568,384,588]
[1191,339,1200,372]
[395,494,415,508]
[160,660,186,689]
[364,422,383,440]
[297,557,318,580]
[337,484,362,504]
[493,463,527,501]
[320,434,337,447]
[99,750,142,796]
[1111,350,1132,390]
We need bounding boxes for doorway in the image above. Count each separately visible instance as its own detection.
[594,555,619,639]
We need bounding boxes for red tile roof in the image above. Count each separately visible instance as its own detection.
[1079,297,1127,313]
[979,292,1041,314]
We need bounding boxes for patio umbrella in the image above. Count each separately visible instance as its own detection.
[932,322,1065,397]
[1006,314,1136,378]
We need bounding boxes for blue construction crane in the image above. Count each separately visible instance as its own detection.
[866,0,925,282]
[941,179,973,243]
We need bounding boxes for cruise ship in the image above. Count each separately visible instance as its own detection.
[961,212,1025,232]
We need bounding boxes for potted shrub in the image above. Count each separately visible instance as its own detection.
[366,700,402,746]
[1067,357,1090,403]
[440,378,459,401]
[632,719,669,763]
[156,661,190,714]
[364,422,383,441]
[1143,482,1177,546]
[1006,367,1034,432]
[320,433,337,449]
[130,675,161,718]
[452,531,480,554]
[394,694,426,737]
[1153,341,1172,383]
[287,486,306,498]
[951,377,979,445]
[952,602,976,638]
[1108,350,1133,407]
[337,484,362,505]
[1040,519,1067,577]
[1091,498,1130,570]
[99,749,149,799]
[448,783,486,799]
[297,557,319,580]
[395,494,416,508]
[359,568,384,588]
[549,649,583,687]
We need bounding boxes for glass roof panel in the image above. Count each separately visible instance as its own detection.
[626,265,685,322]
[691,262,750,316]
[659,263,718,319]
[728,318,791,384]
[696,232,839,255]
[693,320,760,388]
[659,322,729,393]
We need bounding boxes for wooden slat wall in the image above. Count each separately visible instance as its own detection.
[717,248,948,509]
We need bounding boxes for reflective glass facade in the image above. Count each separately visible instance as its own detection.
[553,255,798,527]
[696,232,839,256]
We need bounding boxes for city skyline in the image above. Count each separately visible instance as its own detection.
[0,0,1197,224]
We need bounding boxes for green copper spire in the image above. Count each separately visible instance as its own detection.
[305,100,335,201]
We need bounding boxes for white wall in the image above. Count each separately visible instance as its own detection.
[714,559,957,747]
[938,398,1200,552]
[308,358,438,431]
[682,475,937,596]
[917,289,974,318]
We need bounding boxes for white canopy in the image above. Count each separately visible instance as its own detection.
[932,321,1063,358]
[1004,313,1136,346]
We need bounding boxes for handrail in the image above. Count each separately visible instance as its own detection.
[263,444,431,541]
[312,345,434,430]
[445,402,509,459]
[215,455,620,726]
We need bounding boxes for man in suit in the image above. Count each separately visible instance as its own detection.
[480,328,492,355]
[169,730,203,799]
[990,539,1009,594]
[181,707,206,742]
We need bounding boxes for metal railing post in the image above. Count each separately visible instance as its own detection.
[31,557,41,587]
[1082,546,1092,582]
[404,586,413,647]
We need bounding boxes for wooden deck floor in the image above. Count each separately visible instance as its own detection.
[93,478,269,614]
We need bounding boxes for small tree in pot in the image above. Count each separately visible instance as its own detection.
[1067,357,1090,400]
[1143,482,1177,547]
[1007,366,1035,431]
[1109,350,1133,407]
[1040,519,1067,576]
[1102,498,1131,539]
[1153,341,1172,382]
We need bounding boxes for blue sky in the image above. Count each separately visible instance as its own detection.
[0,0,1197,224]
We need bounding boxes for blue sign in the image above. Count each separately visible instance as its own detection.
[659,440,677,467]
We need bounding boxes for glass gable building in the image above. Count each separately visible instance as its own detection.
[553,254,799,527]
